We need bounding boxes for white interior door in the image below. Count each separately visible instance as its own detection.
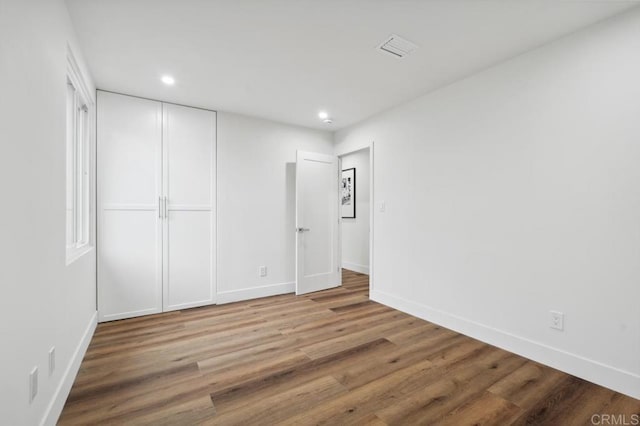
[97,92,163,321]
[296,151,341,295]
[162,103,216,311]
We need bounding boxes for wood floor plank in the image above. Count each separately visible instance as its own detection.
[78,324,281,372]
[203,350,313,395]
[358,414,389,426]
[385,321,455,345]
[204,376,348,425]
[257,308,337,332]
[310,291,365,303]
[65,362,202,406]
[197,337,299,374]
[298,315,423,359]
[374,349,526,425]
[60,269,640,425]
[130,395,217,426]
[278,303,391,335]
[333,333,471,391]
[487,360,567,409]
[439,390,521,426]
[330,299,377,313]
[61,364,213,424]
[210,338,395,414]
[604,393,640,420]
[285,309,410,350]
[278,359,437,425]
[510,375,601,425]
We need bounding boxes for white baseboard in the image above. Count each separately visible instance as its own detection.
[41,310,97,426]
[371,289,640,400]
[217,281,295,304]
[342,262,369,275]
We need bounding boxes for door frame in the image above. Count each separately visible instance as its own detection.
[335,141,375,295]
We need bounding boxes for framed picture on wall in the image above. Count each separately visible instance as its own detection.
[341,168,356,218]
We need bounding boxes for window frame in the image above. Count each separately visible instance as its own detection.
[66,46,95,265]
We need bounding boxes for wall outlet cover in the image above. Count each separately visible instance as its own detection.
[49,347,55,375]
[550,310,564,331]
[29,367,38,403]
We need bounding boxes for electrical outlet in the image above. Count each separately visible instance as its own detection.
[49,347,55,375]
[259,266,267,277]
[379,201,386,212]
[29,367,38,403]
[550,310,564,331]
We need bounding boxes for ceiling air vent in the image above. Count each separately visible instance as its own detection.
[377,34,418,59]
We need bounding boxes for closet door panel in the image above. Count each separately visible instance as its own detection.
[166,210,213,307]
[163,103,216,311]
[99,210,161,319]
[165,104,213,206]
[98,91,163,321]
[99,95,161,206]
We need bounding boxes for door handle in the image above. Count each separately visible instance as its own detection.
[158,197,162,218]
[297,227,310,232]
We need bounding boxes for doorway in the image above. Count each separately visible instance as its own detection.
[294,144,374,296]
[338,146,373,292]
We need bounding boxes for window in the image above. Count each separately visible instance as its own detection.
[66,48,93,263]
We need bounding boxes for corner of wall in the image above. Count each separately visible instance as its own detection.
[41,311,97,426]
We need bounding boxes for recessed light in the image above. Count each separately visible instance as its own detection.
[318,111,328,120]
[161,75,175,85]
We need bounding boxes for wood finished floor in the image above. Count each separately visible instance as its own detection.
[60,270,640,425]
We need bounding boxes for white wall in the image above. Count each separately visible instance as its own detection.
[335,8,640,398]
[0,0,97,424]
[340,149,370,274]
[217,112,334,302]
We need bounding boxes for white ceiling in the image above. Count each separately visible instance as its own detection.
[66,0,639,130]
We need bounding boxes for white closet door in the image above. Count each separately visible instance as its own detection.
[162,103,216,311]
[97,92,163,321]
